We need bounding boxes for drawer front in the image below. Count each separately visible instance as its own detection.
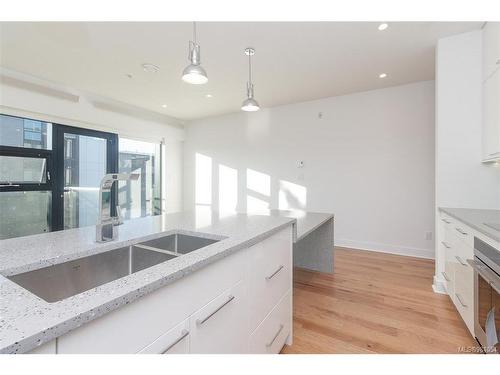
[190,280,248,354]
[441,240,455,296]
[450,222,474,249]
[454,274,475,336]
[440,213,474,248]
[57,248,247,354]
[249,291,292,354]
[450,235,475,336]
[248,227,292,330]
[138,318,190,354]
[439,214,455,231]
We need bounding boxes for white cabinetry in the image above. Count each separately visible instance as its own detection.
[190,281,248,353]
[55,226,293,354]
[438,213,475,336]
[483,22,500,81]
[248,228,292,330]
[482,22,500,161]
[138,319,190,354]
[249,292,292,354]
[483,70,500,160]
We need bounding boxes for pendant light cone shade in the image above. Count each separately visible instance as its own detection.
[182,23,208,85]
[241,47,260,112]
[241,83,260,111]
[241,97,260,111]
[182,63,208,84]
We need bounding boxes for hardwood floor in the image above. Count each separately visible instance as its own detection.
[282,247,477,354]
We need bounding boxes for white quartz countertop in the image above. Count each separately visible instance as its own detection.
[439,207,500,243]
[0,211,296,354]
[260,210,334,241]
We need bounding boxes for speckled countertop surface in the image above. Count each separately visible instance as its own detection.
[439,207,500,243]
[0,211,296,354]
[264,210,334,241]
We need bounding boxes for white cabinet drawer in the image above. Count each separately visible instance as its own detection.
[441,239,455,296]
[439,214,455,230]
[483,68,500,160]
[454,273,474,336]
[138,318,190,354]
[57,248,247,353]
[249,291,292,354]
[248,227,292,330]
[190,280,248,354]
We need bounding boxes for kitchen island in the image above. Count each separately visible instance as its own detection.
[254,210,335,273]
[0,211,296,354]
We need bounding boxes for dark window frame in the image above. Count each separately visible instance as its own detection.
[51,123,119,231]
[1,114,119,235]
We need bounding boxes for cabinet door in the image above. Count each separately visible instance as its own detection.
[483,69,500,160]
[249,292,292,354]
[248,227,292,331]
[137,318,190,354]
[441,229,456,299]
[452,238,475,335]
[483,22,500,81]
[190,280,248,353]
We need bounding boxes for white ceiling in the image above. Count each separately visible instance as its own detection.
[0,22,482,121]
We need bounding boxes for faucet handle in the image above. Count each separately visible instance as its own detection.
[113,205,124,226]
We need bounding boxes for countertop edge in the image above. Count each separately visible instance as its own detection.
[438,207,500,243]
[296,214,334,242]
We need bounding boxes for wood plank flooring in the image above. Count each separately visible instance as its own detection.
[282,247,477,354]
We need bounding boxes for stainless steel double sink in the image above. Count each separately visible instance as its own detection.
[7,233,221,303]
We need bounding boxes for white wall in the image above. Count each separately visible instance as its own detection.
[434,30,500,287]
[436,30,500,210]
[184,81,436,258]
[0,70,185,214]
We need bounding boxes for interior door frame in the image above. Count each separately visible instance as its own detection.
[52,124,118,231]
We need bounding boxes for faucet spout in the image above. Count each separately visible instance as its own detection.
[96,173,140,243]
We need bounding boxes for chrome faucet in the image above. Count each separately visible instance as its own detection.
[96,173,140,243]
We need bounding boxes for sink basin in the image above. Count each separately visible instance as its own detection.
[7,232,222,303]
[138,233,220,254]
[7,245,176,303]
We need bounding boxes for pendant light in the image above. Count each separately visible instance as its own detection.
[241,47,260,112]
[182,22,208,85]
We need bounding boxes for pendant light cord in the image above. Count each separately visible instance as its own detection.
[248,53,252,85]
[193,22,197,44]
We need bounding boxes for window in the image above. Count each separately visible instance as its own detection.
[0,114,52,149]
[0,114,54,239]
[0,114,163,240]
[118,138,162,220]
[0,155,47,184]
[0,191,52,240]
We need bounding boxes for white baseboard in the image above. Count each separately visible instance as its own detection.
[432,275,447,294]
[335,238,435,259]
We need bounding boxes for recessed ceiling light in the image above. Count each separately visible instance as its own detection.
[205,94,213,98]
[142,63,160,73]
[378,23,389,31]
[161,104,167,108]
[379,73,387,78]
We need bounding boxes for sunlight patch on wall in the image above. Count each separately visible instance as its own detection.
[195,153,212,205]
[279,180,307,212]
[218,164,238,216]
[246,168,270,197]
[247,195,270,214]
